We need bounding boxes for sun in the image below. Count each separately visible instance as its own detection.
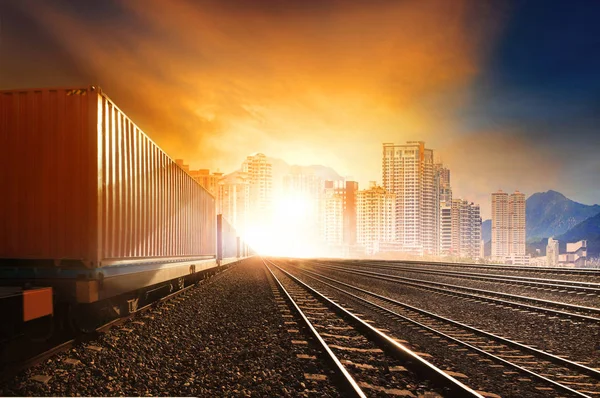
[242,193,323,257]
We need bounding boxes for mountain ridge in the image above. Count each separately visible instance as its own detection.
[526,190,600,240]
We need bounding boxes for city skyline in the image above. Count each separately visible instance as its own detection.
[1,0,599,217]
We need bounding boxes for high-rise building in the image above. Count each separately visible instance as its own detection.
[322,186,344,246]
[357,182,396,254]
[435,164,452,255]
[439,204,452,255]
[217,171,251,235]
[322,180,358,247]
[491,190,509,258]
[509,191,526,256]
[382,141,436,254]
[448,199,481,259]
[547,237,559,267]
[492,190,527,264]
[242,153,273,224]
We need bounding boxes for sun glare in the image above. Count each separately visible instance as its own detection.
[243,193,322,257]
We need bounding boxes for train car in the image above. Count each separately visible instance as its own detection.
[217,214,240,265]
[0,85,242,332]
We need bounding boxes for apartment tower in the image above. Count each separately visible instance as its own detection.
[242,153,273,223]
[491,190,509,258]
[356,182,396,254]
[509,191,526,256]
[382,142,436,254]
[492,190,526,262]
[435,164,452,255]
[322,180,359,247]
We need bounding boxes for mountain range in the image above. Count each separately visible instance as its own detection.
[482,190,600,258]
[526,190,600,240]
[268,156,342,193]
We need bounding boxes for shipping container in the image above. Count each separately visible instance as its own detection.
[217,214,239,262]
[0,86,217,302]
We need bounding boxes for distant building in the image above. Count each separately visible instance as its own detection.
[217,171,251,235]
[492,189,528,264]
[547,237,559,267]
[559,240,587,268]
[435,164,452,256]
[439,204,453,255]
[509,191,526,256]
[322,180,359,248]
[449,199,481,259]
[242,153,273,224]
[491,190,509,258]
[175,159,222,197]
[322,186,344,246]
[356,182,396,254]
[382,141,436,255]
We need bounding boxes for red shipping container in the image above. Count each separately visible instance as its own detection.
[0,86,216,268]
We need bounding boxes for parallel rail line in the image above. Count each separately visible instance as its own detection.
[341,261,600,294]
[285,263,600,398]
[264,258,483,398]
[351,259,600,278]
[313,262,600,322]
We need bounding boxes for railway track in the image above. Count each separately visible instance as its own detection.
[310,261,600,322]
[280,262,600,398]
[263,258,483,397]
[351,260,600,281]
[339,261,600,295]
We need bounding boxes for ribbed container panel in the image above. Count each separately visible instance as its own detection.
[0,86,216,267]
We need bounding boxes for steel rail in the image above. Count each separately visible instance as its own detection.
[287,265,594,398]
[356,259,600,276]
[313,262,600,321]
[263,259,366,398]
[326,261,600,293]
[265,258,484,398]
[297,265,600,379]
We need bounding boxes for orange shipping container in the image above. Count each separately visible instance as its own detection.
[0,86,216,268]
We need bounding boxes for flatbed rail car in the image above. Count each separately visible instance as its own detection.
[0,85,249,331]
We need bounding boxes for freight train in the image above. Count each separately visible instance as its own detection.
[0,85,251,338]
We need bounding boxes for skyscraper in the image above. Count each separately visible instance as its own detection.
[491,190,509,258]
[356,182,396,254]
[509,190,526,256]
[492,190,527,263]
[382,141,436,254]
[322,180,359,248]
[322,185,344,246]
[242,153,273,224]
[435,164,452,255]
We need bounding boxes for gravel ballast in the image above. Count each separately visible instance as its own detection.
[297,262,600,370]
[1,258,337,397]
[280,261,591,398]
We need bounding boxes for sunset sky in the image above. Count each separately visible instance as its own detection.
[1,0,599,218]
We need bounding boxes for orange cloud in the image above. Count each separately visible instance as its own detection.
[18,0,507,191]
